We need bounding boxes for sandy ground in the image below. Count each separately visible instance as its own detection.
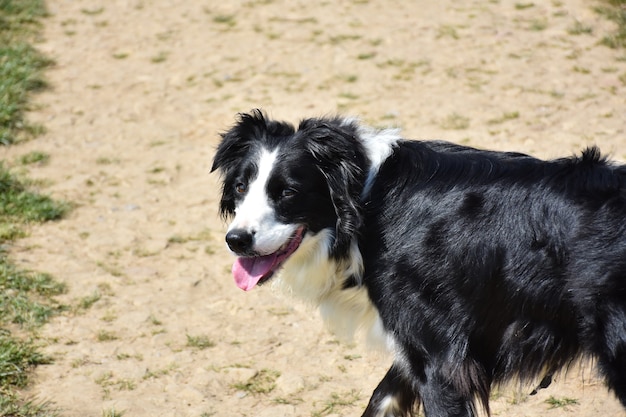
[2,0,626,416]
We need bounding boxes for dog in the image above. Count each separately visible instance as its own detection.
[211,109,626,417]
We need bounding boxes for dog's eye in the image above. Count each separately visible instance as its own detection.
[281,188,297,198]
[235,183,247,194]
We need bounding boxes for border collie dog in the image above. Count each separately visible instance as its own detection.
[211,109,626,417]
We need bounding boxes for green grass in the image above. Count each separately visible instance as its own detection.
[439,112,471,130]
[96,330,118,342]
[0,164,68,226]
[514,2,535,9]
[0,389,56,417]
[595,0,626,49]
[19,151,49,166]
[0,1,68,415]
[232,368,281,395]
[545,395,579,409]
[101,408,124,417]
[0,258,66,328]
[0,0,53,145]
[186,334,216,350]
[0,166,67,416]
[213,14,236,27]
[567,20,593,35]
[487,111,520,125]
[0,330,50,388]
[311,389,361,417]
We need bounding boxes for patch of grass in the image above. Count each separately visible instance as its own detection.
[232,368,281,395]
[102,408,124,417]
[80,7,104,16]
[311,389,361,417]
[487,111,520,125]
[142,363,178,380]
[545,395,579,409]
[0,332,59,416]
[357,52,376,60]
[167,228,214,245]
[567,20,593,35]
[150,51,168,63]
[343,354,361,361]
[19,151,49,165]
[0,164,68,226]
[95,156,119,165]
[77,291,101,310]
[94,371,114,398]
[0,390,57,417]
[329,34,361,44]
[116,352,142,361]
[167,234,187,244]
[338,92,359,100]
[274,395,304,406]
[186,334,216,350]
[0,1,52,145]
[0,330,50,388]
[213,14,236,27]
[0,2,66,415]
[515,2,535,9]
[96,260,124,277]
[0,168,67,315]
[96,330,118,342]
[528,19,548,31]
[436,24,459,39]
[595,0,626,48]
[0,261,66,328]
[439,112,471,130]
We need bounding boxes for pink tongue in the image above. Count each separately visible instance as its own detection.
[232,254,278,291]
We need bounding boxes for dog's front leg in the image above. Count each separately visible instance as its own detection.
[418,365,476,417]
[362,364,417,417]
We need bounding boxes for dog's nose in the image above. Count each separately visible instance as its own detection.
[226,229,254,254]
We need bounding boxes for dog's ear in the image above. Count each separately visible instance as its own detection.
[300,119,367,259]
[211,109,266,174]
[211,109,295,173]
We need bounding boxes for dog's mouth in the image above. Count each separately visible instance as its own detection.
[231,226,306,291]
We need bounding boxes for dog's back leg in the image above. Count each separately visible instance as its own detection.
[417,365,477,417]
[362,364,417,417]
[596,308,626,408]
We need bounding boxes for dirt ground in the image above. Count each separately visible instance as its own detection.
[2,0,626,416]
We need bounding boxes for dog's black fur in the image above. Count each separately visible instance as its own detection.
[212,110,626,417]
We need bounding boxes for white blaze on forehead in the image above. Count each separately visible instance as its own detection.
[228,147,298,255]
[229,148,277,231]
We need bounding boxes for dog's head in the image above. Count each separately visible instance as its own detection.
[211,110,367,291]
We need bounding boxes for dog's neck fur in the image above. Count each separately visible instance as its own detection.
[272,229,394,352]
[271,124,402,352]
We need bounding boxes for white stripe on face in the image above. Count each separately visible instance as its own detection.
[227,148,298,255]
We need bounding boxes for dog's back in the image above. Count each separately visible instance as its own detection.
[360,140,626,414]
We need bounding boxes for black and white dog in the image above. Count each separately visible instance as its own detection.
[211,109,626,417]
